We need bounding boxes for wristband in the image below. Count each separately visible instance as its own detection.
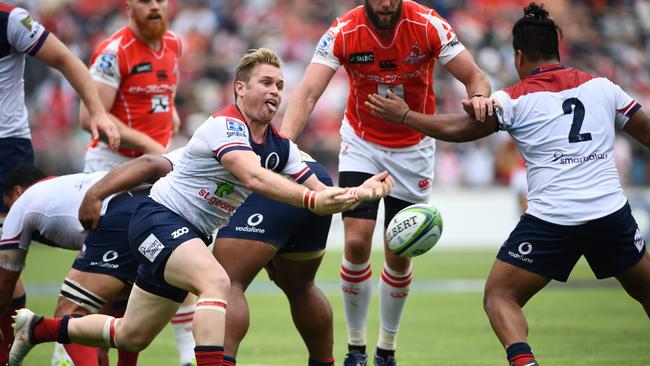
[400,110,410,124]
[302,189,317,210]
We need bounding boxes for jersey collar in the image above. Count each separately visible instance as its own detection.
[528,64,565,77]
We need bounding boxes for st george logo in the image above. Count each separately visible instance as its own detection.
[215,181,235,198]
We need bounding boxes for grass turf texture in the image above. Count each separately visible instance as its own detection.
[18,243,650,365]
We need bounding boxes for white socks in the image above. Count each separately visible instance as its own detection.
[377,263,412,351]
[340,258,372,346]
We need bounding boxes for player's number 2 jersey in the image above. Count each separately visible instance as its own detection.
[493,66,641,225]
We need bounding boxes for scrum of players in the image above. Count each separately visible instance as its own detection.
[1,1,649,366]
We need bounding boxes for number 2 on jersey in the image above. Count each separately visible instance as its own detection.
[562,97,592,143]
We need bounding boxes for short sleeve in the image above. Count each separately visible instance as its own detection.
[310,19,345,70]
[203,117,253,163]
[283,141,314,184]
[7,7,48,56]
[89,39,123,89]
[491,90,515,131]
[424,12,465,65]
[608,79,642,129]
[0,204,30,252]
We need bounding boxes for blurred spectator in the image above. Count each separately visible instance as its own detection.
[16,0,650,186]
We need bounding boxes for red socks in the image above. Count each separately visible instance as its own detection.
[195,345,224,366]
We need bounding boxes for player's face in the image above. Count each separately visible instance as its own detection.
[128,0,168,41]
[238,64,284,124]
[365,0,402,30]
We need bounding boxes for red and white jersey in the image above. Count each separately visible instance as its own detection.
[151,104,312,235]
[0,3,48,139]
[88,26,181,158]
[312,0,465,148]
[0,172,114,252]
[493,65,642,225]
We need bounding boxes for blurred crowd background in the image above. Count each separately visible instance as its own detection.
[14,0,650,187]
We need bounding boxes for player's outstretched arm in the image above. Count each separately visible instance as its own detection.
[365,91,497,142]
[222,149,356,215]
[79,155,173,230]
[623,108,650,149]
[444,49,493,121]
[280,63,336,141]
[34,33,120,150]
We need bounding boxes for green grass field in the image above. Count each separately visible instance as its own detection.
[17,243,650,365]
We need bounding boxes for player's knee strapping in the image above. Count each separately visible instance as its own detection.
[59,277,107,314]
[196,298,227,313]
[102,317,120,348]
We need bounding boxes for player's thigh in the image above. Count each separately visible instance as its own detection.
[56,268,126,316]
[164,238,229,295]
[581,202,646,280]
[616,251,650,301]
[213,237,276,289]
[484,259,550,306]
[118,284,180,344]
[496,214,582,282]
[270,254,323,295]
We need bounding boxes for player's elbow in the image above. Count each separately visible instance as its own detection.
[136,154,173,182]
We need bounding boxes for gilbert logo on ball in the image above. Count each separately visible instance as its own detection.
[386,203,443,257]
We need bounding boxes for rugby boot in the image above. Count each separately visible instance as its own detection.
[374,353,396,366]
[8,309,41,365]
[343,350,368,366]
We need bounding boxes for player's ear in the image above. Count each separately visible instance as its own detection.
[234,80,247,98]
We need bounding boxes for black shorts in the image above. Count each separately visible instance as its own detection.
[0,138,33,213]
[497,202,646,282]
[128,198,211,302]
[338,171,412,229]
[72,192,149,284]
[216,161,333,257]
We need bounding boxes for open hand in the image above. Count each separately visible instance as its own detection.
[89,111,120,150]
[461,95,494,122]
[354,170,394,202]
[365,90,410,124]
[311,187,357,215]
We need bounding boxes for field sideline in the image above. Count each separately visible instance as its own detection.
[18,244,650,365]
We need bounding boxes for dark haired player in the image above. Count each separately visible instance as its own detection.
[366,3,650,365]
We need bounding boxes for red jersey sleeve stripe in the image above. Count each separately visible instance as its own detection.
[214,142,250,156]
[617,100,636,113]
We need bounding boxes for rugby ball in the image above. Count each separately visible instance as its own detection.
[386,203,443,257]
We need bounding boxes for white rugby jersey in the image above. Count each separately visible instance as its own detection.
[0,3,49,139]
[493,65,641,225]
[0,172,111,252]
[150,104,313,235]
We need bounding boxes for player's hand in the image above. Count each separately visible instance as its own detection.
[365,90,410,124]
[461,95,493,122]
[89,111,120,151]
[309,187,357,215]
[354,170,394,202]
[78,189,103,231]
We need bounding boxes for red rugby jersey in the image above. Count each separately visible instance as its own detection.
[89,26,181,157]
[312,0,465,148]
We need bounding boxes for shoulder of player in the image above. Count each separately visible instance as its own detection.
[162,30,182,53]
[502,67,603,100]
[93,27,131,55]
